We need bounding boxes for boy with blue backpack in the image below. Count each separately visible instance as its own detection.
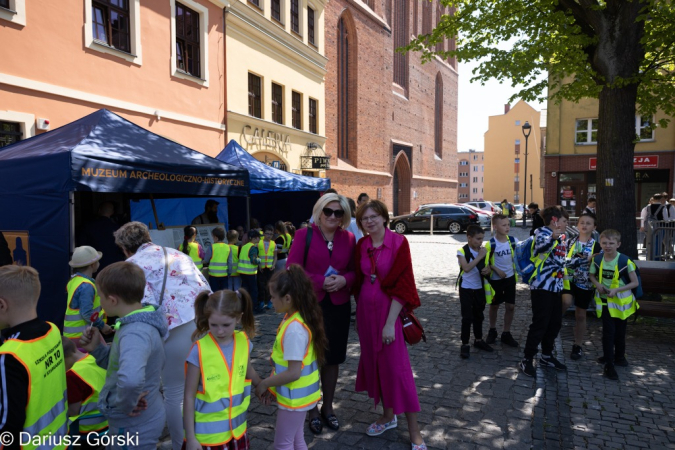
[519,206,569,377]
[484,214,519,347]
[589,229,640,381]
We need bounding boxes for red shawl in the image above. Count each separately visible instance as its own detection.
[354,234,421,311]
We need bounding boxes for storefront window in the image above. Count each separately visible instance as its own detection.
[559,173,585,182]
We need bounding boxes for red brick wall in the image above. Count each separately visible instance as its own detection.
[325,0,458,214]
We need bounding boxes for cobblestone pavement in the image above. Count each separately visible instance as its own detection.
[165,227,675,449]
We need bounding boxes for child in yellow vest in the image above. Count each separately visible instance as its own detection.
[255,265,328,450]
[62,336,108,448]
[183,289,261,450]
[0,265,68,449]
[227,230,242,291]
[207,227,230,292]
[589,229,639,381]
[65,246,112,345]
[179,226,205,271]
[258,225,278,310]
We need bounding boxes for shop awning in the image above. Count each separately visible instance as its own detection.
[0,109,249,196]
[215,140,329,194]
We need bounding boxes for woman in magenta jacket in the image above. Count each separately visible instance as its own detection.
[286,193,356,434]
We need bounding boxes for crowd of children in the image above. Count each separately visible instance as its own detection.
[456,205,641,383]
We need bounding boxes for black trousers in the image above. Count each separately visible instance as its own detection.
[257,268,274,304]
[601,305,628,363]
[459,287,486,344]
[524,289,562,359]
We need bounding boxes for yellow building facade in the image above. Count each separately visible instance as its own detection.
[483,101,544,207]
[226,0,328,176]
[545,97,675,216]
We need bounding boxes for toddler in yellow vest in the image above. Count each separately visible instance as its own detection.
[0,265,68,449]
[62,336,108,449]
[255,265,328,450]
[65,246,112,345]
[183,288,261,450]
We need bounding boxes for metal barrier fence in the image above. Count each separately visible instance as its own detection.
[645,220,675,261]
[565,217,645,254]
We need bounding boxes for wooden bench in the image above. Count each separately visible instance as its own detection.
[635,261,675,318]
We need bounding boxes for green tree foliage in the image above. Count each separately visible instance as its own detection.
[407,0,675,258]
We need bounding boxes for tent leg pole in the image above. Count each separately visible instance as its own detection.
[246,197,251,231]
[69,192,75,253]
[149,194,162,230]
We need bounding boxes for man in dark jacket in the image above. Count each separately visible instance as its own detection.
[528,203,545,236]
[0,233,12,266]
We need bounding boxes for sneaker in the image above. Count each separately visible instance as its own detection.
[366,416,397,436]
[485,328,498,344]
[473,340,494,352]
[614,357,629,367]
[570,345,583,360]
[265,301,273,310]
[500,332,519,347]
[539,355,567,371]
[604,364,619,380]
[460,344,470,359]
[412,442,428,450]
[519,358,536,377]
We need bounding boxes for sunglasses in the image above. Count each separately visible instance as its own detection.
[322,207,345,218]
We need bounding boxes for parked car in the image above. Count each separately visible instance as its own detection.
[452,203,492,228]
[514,204,526,220]
[391,204,478,234]
[466,201,498,213]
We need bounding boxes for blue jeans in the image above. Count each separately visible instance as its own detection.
[209,276,229,292]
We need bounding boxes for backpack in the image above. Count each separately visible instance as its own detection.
[514,235,558,284]
[648,203,665,222]
[455,244,486,288]
[591,253,643,299]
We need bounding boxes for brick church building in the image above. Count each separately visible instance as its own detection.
[323,0,458,216]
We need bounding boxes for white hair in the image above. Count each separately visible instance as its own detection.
[311,194,352,228]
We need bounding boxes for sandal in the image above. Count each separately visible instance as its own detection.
[308,416,323,434]
[321,409,340,431]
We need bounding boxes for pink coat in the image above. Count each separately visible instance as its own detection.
[286,224,356,305]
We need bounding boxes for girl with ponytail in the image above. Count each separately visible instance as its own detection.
[255,264,328,449]
[183,289,261,450]
[179,226,205,271]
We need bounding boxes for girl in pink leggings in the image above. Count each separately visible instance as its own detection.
[255,265,328,450]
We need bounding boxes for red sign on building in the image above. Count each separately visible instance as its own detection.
[589,155,659,170]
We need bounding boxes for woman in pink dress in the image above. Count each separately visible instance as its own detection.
[354,200,426,450]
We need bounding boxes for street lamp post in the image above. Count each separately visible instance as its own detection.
[521,121,532,228]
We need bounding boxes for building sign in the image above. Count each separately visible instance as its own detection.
[589,155,659,170]
[241,125,291,156]
[311,156,329,169]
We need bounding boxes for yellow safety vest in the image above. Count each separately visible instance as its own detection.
[69,354,108,434]
[279,233,292,255]
[457,247,495,304]
[269,312,321,410]
[180,241,203,270]
[208,243,232,278]
[0,323,68,450]
[228,244,240,276]
[258,240,275,269]
[484,237,519,283]
[64,276,106,339]
[190,331,251,446]
[593,258,639,320]
[237,243,258,275]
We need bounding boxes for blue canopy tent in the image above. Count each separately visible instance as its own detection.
[0,109,249,325]
[216,140,330,227]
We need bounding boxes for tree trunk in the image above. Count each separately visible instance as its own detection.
[596,84,638,260]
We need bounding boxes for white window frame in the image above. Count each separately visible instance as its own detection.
[460,160,468,166]
[460,183,468,188]
[0,0,26,26]
[84,0,142,65]
[575,118,598,144]
[170,0,209,87]
[637,115,655,142]
[0,110,36,142]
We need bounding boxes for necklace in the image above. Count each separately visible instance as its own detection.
[368,246,384,284]
[318,226,334,252]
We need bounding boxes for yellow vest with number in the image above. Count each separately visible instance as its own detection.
[69,354,108,434]
[237,243,258,275]
[258,240,275,269]
[191,331,251,445]
[64,276,106,339]
[457,247,495,304]
[208,243,232,277]
[180,241,203,270]
[269,312,321,409]
[0,323,68,450]
[594,258,639,320]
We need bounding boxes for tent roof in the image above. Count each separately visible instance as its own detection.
[0,109,249,197]
[215,140,329,194]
